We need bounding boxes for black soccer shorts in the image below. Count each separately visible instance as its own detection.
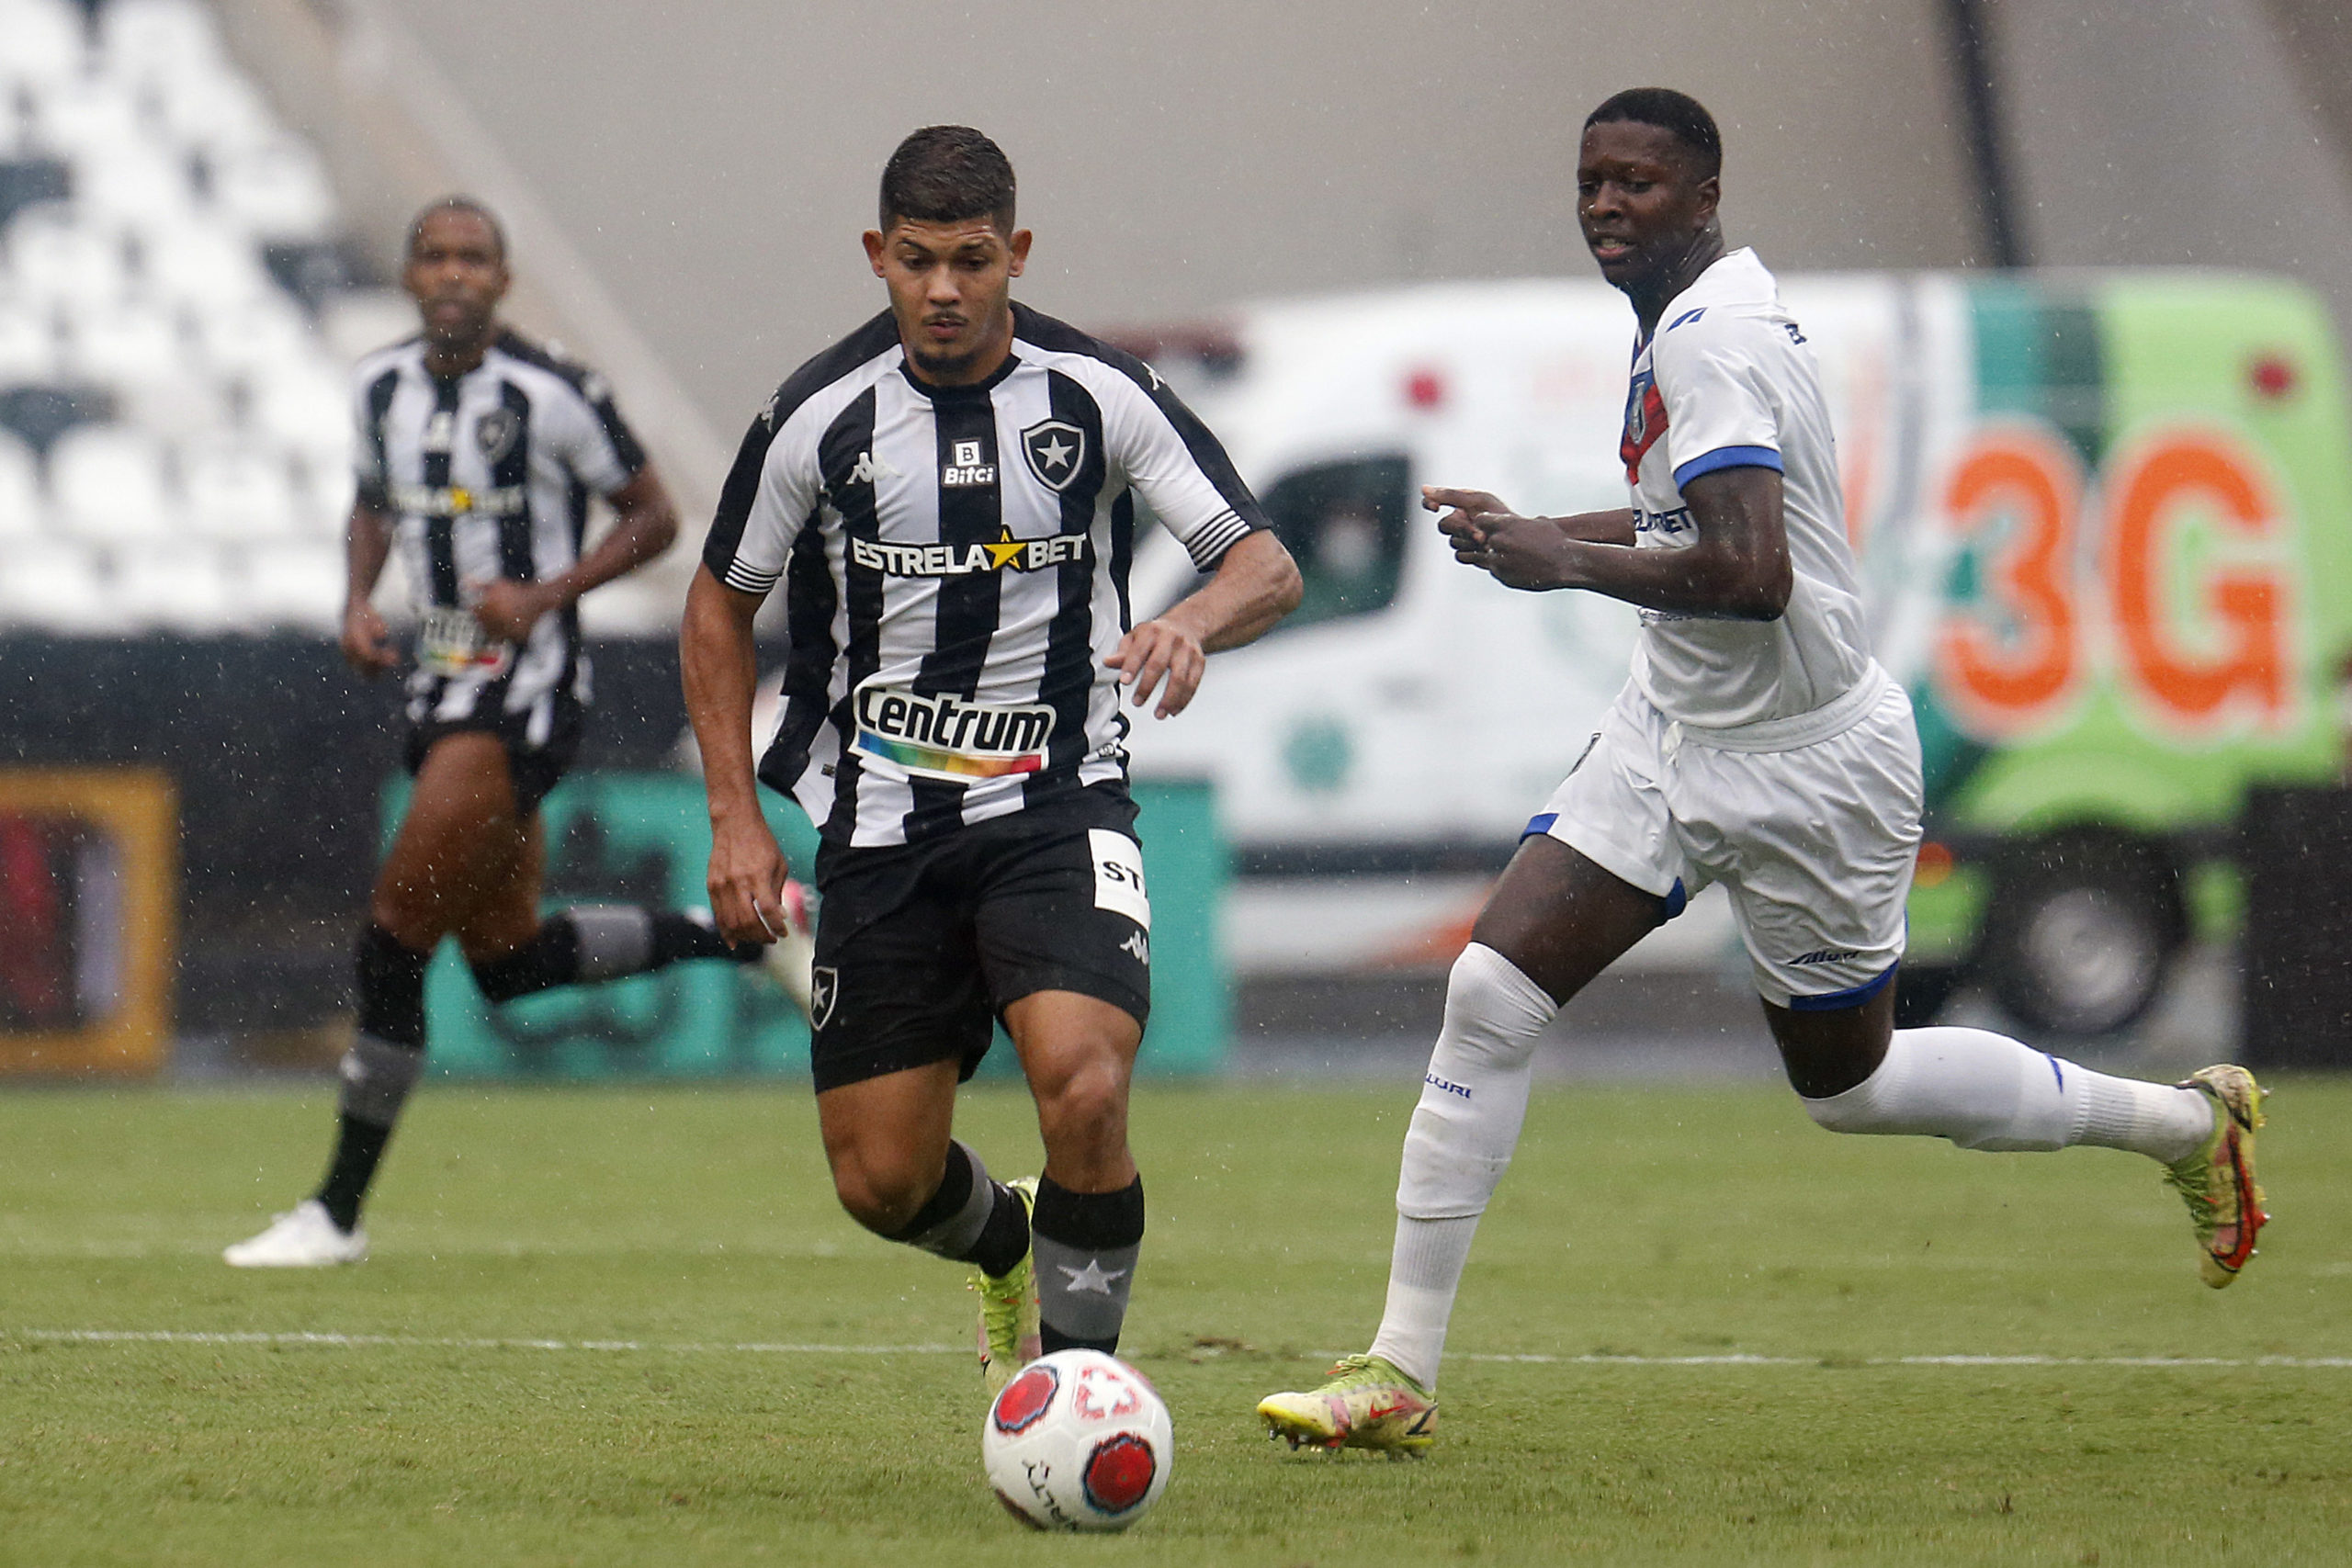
[402,690,586,818]
[805,784,1153,1093]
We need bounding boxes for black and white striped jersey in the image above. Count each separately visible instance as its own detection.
[351,328,647,741]
[705,302,1267,848]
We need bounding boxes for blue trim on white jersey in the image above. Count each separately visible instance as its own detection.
[1672,445,1784,488]
[1521,811,1559,840]
[1785,962,1897,1012]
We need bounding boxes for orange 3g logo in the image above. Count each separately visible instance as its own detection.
[1934,421,2294,740]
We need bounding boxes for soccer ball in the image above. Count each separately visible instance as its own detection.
[981,1348,1172,1531]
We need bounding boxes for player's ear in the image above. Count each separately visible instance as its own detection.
[863,229,888,276]
[1007,228,1033,277]
[1692,175,1721,225]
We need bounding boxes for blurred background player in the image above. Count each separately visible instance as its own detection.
[683,127,1300,1390]
[225,197,803,1268]
[1258,88,2267,1454]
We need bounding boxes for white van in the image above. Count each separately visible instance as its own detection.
[1120,270,2352,1033]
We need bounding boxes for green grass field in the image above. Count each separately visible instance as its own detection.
[3,1077,2347,1565]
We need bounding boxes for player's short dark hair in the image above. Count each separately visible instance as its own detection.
[407,196,506,263]
[879,126,1017,233]
[1584,88,1723,181]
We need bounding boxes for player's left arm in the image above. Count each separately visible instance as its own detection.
[1109,530,1302,718]
[1096,361,1303,717]
[1429,467,1789,619]
[472,465,680,640]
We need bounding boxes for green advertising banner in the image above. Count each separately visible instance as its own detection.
[382,774,1227,1079]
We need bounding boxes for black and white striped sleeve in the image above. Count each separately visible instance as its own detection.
[702,399,822,598]
[351,358,398,513]
[558,369,649,496]
[1099,367,1268,570]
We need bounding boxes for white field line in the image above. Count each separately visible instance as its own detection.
[8,1330,2352,1369]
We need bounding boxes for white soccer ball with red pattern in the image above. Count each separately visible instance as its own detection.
[981,1348,1172,1531]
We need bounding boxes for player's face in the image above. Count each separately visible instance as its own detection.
[1576,121,1718,294]
[864,216,1032,384]
[403,209,509,353]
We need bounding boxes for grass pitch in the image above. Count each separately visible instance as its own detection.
[3,1075,2347,1565]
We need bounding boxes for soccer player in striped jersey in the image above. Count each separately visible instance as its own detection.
[1258,88,2267,1455]
[684,127,1301,1390]
[226,198,782,1268]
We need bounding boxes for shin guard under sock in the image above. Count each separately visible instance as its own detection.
[1032,1174,1144,1355]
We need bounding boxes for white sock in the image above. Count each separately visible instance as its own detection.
[1801,1026,2214,1161]
[1366,942,1558,1391]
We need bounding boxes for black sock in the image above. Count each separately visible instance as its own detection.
[472,908,750,1002]
[315,1115,390,1233]
[1032,1174,1145,1355]
[884,1141,1031,1277]
[313,926,430,1232]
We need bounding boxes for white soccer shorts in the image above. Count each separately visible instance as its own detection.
[1528,665,1924,1010]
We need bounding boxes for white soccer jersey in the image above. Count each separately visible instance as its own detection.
[1618,247,1869,732]
[704,303,1267,847]
[352,330,645,736]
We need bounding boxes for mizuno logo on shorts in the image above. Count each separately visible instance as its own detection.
[851,679,1052,781]
[1789,948,1861,965]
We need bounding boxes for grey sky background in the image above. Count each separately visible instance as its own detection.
[368,0,1989,431]
[340,0,2352,450]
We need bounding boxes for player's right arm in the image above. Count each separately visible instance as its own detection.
[681,564,789,947]
[340,502,400,676]
[683,390,825,947]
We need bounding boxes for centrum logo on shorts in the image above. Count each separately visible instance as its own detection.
[852,679,1053,781]
[851,525,1089,579]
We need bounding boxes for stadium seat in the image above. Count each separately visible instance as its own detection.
[212,140,335,243]
[241,539,345,629]
[189,294,311,378]
[6,211,133,310]
[0,0,89,86]
[48,422,180,541]
[140,222,272,312]
[114,539,237,631]
[0,302,61,381]
[62,298,185,386]
[183,436,298,540]
[0,537,111,630]
[0,432,47,536]
[98,0,227,79]
[291,458,355,537]
[30,77,149,164]
[251,364,354,468]
[76,141,199,230]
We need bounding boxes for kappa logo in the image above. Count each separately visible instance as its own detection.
[474,407,520,464]
[1021,418,1086,491]
[1119,930,1149,964]
[808,965,840,1029]
[846,449,899,486]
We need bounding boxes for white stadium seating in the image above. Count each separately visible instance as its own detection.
[0,0,382,633]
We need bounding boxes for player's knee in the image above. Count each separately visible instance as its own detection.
[1034,1055,1129,1157]
[828,1151,934,1235]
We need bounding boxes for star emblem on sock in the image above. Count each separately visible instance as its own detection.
[1057,1258,1127,1295]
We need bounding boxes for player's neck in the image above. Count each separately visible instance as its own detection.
[422,327,498,381]
[1628,228,1727,339]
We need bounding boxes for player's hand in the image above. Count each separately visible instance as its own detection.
[469,578,562,643]
[340,601,400,677]
[707,814,791,947]
[1425,487,1566,591]
[1106,619,1208,719]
